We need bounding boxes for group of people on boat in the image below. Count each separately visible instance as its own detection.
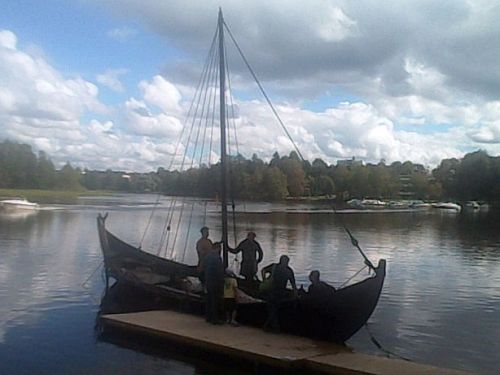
[196,226,262,324]
[195,226,335,329]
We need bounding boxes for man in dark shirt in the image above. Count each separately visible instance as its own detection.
[196,227,214,275]
[203,243,224,324]
[230,231,263,280]
[306,270,336,303]
[261,255,297,331]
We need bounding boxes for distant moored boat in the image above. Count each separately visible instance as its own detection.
[432,202,461,212]
[465,201,480,210]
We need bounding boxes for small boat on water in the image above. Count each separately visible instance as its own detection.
[97,9,386,343]
[0,198,39,211]
[464,201,490,212]
[465,201,480,210]
[408,200,431,209]
[361,199,386,208]
[346,198,386,209]
[432,202,461,212]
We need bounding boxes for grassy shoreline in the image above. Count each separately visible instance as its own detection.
[0,189,113,204]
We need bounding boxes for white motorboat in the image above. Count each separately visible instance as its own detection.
[346,198,386,209]
[361,199,386,207]
[432,202,461,212]
[0,198,39,211]
[409,200,431,209]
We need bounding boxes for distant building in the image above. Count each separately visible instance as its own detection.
[398,174,415,198]
[337,157,363,167]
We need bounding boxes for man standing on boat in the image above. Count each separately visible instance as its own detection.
[203,242,224,324]
[229,231,263,281]
[196,226,214,284]
[261,255,298,332]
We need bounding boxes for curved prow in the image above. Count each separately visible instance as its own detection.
[97,213,111,287]
[375,258,386,277]
[327,258,387,342]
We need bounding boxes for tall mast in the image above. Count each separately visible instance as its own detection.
[218,8,229,268]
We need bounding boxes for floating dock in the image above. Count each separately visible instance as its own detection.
[101,310,474,375]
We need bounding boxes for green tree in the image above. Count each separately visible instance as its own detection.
[36,151,57,189]
[433,158,460,199]
[57,163,82,190]
[316,175,335,196]
[279,153,306,197]
[262,166,288,200]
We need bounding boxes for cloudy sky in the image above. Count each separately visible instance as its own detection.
[1,0,500,171]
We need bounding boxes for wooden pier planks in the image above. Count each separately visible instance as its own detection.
[306,352,474,375]
[100,310,475,375]
[101,310,344,368]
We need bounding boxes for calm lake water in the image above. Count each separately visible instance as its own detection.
[0,194,499,374]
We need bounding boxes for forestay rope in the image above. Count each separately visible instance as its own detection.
[221,20,409,360]
[223,19,376,276]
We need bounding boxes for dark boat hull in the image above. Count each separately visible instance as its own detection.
[97,214,386,343]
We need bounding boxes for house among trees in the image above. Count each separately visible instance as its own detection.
[337,156,363,168]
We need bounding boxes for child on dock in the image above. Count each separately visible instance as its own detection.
[224,270,239,326]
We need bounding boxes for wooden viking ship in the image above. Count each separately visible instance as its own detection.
[98,9,386,343]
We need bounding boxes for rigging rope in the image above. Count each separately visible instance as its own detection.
[329,203,375,271]
[225,20,375,271]
[166,26,220,260]
[81,260,103,289]
[223,21,305,162]
[143,27,220,257]
[338,265,368,289]
[179,33,220,261]
[138,193,162,249]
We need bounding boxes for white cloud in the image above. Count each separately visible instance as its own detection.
[124,97,183,137]
[139,75,182,115]
[0,30,17,49]
[3,3,500,174]
[316,5,358,42]
[467,117,500,144]
[404,58,447,98]
[107,27,137,42]
[229,99,465,167]
[0,32,106,123]
[96,68,128,92]
[0,29,108,164]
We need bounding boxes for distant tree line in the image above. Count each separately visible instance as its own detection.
[0,140,82,190]
[1,140,499,202]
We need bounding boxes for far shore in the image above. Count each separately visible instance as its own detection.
[1,189,497,208]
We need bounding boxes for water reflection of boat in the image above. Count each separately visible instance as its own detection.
[432,202,462,212]
[97,9,386,343]
[0,198,39,211]
[0,209,38,221]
